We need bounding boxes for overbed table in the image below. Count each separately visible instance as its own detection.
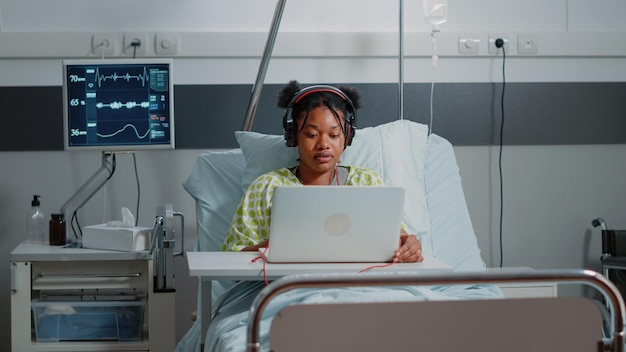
[186,251,452,344]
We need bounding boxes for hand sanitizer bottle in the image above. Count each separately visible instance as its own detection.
[26,195,46,244]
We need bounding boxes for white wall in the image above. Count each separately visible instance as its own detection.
[1,0,626,350]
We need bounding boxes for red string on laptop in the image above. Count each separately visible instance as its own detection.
[251,246,270,285]
[252,245,397,283]
[358,262,396,273]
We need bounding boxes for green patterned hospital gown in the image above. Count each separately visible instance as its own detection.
[221,166,385,251]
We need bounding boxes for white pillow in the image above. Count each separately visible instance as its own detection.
[235,120,432,254]
[182,149,245,251]
[236,130,299,192]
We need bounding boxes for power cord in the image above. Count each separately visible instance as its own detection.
[495,38,506,268]
[132,153,141,226]
[130,40,141,59]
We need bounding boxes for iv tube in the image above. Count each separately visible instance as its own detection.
[422,0,448,135]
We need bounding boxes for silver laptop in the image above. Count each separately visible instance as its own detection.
[264,186,406,263]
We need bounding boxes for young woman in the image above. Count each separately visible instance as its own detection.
[222,80,422,263]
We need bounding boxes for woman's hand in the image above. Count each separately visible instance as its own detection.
[241,239,269,252]
[393,231,423,263]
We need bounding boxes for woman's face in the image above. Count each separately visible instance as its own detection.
[296,106,345,178]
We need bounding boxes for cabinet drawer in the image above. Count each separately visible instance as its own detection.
[32,260,148,290]
[32,299,145,342]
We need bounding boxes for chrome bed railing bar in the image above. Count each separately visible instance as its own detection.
[246,269,625,352]
[241,0,406,131]
[242,0,287,132]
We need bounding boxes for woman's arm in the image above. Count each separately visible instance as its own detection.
[221,177,276,252]
[393,229,424,263]
[222,169,297,252]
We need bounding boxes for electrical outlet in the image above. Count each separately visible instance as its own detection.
[92,33,117,56]
[458,34,480,54]
[517,33,538,54]
[155,33,179,55]
[124,33,147,56]
[488,34,509,54]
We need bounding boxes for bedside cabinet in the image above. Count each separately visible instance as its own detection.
[11,242,175,352]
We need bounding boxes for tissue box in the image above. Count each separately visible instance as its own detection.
[83,224,153,252]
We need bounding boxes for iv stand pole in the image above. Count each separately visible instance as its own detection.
[241,0,287,132]
[240,0,405,128]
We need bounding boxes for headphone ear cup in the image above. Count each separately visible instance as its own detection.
[284,120,297,147]
[346,124,354,146]
[283,106,297,147]
[344,113,356,146]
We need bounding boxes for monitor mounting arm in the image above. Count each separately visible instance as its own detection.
[59,151,116,220]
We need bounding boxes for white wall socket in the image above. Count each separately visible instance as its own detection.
[488,34,509,55]
[155,33,179,55]
[92,33,117,56]
[458,34,480,54]
[517,33,538,54]
[124,32,147,56]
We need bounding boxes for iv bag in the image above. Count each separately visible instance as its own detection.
[423,0,448,26]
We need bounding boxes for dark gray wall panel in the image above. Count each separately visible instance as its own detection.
[0,87,64,151]
[2,82,625,151]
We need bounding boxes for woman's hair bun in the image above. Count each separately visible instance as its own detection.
[277,80,302,108]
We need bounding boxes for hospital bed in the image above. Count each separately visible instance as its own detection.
[176,120,625,352]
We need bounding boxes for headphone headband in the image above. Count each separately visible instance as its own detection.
[292,85,354,105]
[282,85,357,148]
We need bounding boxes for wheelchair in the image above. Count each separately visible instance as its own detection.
[593,217,626,299]
[592,217,626,338]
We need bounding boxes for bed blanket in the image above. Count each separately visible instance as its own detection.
[205,281,503,352]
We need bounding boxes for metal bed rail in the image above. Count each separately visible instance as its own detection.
[246,269,625,352]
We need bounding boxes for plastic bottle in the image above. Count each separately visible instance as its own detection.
[49,213,67,246]
[26,195,46,244]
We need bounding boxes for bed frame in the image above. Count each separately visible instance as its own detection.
[249,270,625,352]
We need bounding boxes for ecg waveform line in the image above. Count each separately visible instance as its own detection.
[96,101,151,110]
[95,67,149,87]
[97,123,150,140]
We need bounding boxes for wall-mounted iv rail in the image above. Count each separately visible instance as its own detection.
[241,0,407,131]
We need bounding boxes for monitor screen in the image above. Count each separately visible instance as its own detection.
[62,58,175,150]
